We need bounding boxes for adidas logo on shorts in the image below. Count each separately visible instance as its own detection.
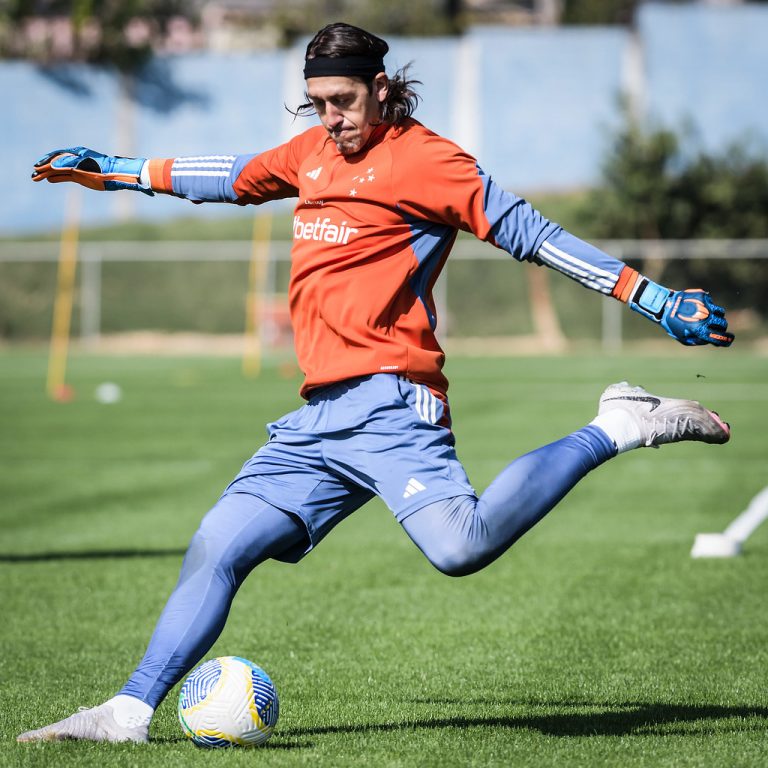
[403,477,427,499]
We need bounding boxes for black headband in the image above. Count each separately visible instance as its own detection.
[303,55,385,79]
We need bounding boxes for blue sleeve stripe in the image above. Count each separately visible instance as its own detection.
[173,155,236,163]
[536,225,628,295]
[537,239,618,295]
[170,154,255,203]
[172,156,236,177]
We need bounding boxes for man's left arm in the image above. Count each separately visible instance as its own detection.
[474,170,734,348]
[396,138,733,348]
[529,227,734,348]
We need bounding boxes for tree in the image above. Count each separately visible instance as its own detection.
[561,0,641,25]
[270,0,462,42]
[0,0,199,70]
[582,115,768,313]
[585,119,768,240]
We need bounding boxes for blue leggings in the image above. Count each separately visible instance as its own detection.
[119,426,613,708]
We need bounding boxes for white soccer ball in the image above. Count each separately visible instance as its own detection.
[95,382,122,404]
[178,656,279,748]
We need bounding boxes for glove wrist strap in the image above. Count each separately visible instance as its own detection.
[630,278,670,322]
[139,161,151,190]
[613,267,671,322]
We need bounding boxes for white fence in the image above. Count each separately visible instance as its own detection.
[1,239,765,350]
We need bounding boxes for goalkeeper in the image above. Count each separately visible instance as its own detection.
[20,22,733,744]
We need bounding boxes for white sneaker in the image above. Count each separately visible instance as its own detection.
[598,381,730,448]
[17,703,149,744]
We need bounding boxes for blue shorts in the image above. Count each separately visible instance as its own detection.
[223,374,476,559]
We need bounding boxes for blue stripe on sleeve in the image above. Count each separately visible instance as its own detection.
[536,229,623,295]
[170,153,257,203]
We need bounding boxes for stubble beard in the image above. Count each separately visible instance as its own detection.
[330,132,363,156]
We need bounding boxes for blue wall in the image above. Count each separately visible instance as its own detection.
[471,25,627,190]
[640,4,768,152]
[3,2,767,234]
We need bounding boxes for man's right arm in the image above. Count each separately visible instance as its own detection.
[32,137,314,205]
[32,147,153,195]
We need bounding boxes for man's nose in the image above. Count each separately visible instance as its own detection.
[325,104,343,125]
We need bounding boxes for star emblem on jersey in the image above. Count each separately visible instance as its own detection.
[403,477,427,499]
[351,168,375,183]
[348,168,376,197]
[306,166,323,180]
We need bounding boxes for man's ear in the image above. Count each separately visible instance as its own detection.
[374,72,389,103]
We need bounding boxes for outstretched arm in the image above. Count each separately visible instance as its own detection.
[31,147,264,203]
[468,168,734,348]
[32,147,152,195]
[610,264,733,346]
[393,138,735,349]
[534,228,734,347]
[32,143,303,205]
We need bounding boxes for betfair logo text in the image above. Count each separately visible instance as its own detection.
[293,215,359,244]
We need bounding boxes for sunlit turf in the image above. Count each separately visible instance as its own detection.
[2,349,767,767]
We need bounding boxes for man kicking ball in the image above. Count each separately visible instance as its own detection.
[19,22,732,744]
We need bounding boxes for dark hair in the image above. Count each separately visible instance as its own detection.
[293,22,421,125]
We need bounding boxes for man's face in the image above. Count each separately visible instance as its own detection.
[306,74,388,156]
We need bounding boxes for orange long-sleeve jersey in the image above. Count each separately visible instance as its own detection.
[148,119,630,397]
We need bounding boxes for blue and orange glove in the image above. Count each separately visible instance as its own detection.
[614,268,734,347]
[32,147,152,196]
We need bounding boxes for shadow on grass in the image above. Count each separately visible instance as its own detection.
[11,703,765,751]
[0,549,185,563]
[149,736,314,750]
[285,702,768,739]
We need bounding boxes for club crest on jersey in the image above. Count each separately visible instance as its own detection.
[349,167,376,197]
[293,215,359,244]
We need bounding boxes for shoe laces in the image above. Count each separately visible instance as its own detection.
[646,415,692,446]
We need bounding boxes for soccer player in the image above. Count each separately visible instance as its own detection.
[19,22,734,744]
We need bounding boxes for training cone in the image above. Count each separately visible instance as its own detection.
[51,383,75,403]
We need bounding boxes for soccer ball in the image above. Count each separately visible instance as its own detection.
[178,656,279,748]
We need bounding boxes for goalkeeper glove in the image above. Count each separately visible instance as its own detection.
[32,147,153,196]
[621,271,734,347]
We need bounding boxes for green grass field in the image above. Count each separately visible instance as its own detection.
[2,349,767,767]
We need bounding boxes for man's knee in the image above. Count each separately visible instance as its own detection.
[404,496,499,577]
[180,528,238,586]
[423,539,490,577]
